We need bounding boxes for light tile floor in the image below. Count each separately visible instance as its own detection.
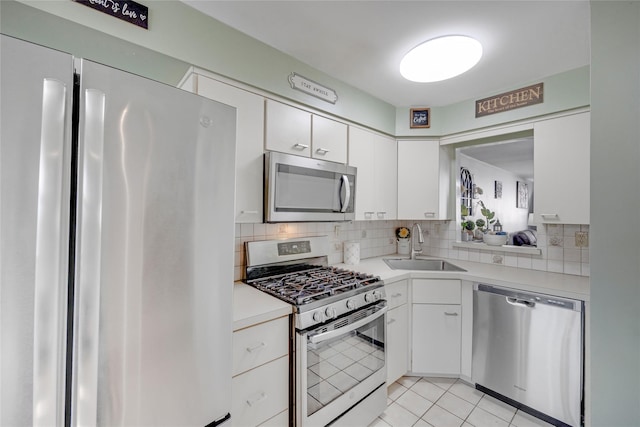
[369,376,556,427]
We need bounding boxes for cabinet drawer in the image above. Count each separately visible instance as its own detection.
[386,280,408,309]
[233,316,289,376]
[412,279,461,304]
[232,355,289,427]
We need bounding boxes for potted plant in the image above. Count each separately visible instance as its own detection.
[460,220,475,241]
[474,218,485,240]
[477,200,496,232]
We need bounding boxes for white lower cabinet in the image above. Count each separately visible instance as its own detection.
[385,280,408,384]
[232,316,289,426]
[411,279,462,376]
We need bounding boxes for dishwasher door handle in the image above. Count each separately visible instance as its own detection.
[506,296,536,308]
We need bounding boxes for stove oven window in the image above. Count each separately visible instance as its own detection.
[305,312,385,415]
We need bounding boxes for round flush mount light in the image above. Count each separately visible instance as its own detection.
[400,35,483,83]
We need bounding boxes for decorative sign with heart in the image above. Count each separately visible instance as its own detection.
[74,0,148,30]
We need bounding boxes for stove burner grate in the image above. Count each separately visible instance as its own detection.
[248,266,380,306]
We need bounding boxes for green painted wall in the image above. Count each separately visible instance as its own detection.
[2,0,590,139]
[590,2,640,425]
[395,65,590,137]
[1,0,396,134]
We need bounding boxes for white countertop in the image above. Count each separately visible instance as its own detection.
[233,282,293,331]
[233,254,590,330]
[336,255,590,301]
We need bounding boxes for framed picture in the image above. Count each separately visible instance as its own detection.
[410,108,430,128]
[517,181,529,208]
[494,181,502,199]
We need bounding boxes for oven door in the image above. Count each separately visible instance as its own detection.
[296,301,387,427]
[265,151,356,223]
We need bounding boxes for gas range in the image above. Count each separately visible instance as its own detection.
[245,236,388,426]
[244,236,385,329]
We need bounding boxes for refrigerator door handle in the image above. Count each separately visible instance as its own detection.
[32,78,68,427]
[74,88,107,427]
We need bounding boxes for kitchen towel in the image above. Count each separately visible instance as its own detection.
[344,241,360,265]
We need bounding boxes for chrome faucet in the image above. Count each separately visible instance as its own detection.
[410,223,424,259]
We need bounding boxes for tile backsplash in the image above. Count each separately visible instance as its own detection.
[234,220,590,281]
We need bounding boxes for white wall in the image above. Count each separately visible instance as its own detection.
[590,2,640,425]
[459,153,530,233]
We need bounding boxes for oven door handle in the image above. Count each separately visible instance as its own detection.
[308,305,387,345]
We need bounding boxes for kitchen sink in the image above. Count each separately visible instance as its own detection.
[383,258,466,272]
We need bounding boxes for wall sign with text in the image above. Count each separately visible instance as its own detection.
[475,83,544,118]
[410,108,430,128]
[74,0,148,29]
[288,73,338,104]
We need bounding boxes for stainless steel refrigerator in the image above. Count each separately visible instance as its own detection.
[1,34,236,427]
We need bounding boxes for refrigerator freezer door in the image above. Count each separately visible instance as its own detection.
[0,35,74,427]
[71,59,236,426]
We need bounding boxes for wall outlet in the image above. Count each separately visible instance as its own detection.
[334,225,341,237]
[361,230,367,238]
[575,231,589,247]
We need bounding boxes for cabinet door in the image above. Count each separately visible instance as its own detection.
[387,304,408,384]
[232,355,289,427]
[397,139,443,220]
[312,115,347,163]
[534,112,590,224]
[348,126,376,220]
[374,134,398,220]
[412,304,461,375]
[265,99,311,156]
[194,76,265,223]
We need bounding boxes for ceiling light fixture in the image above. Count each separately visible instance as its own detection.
[400,35,483,83]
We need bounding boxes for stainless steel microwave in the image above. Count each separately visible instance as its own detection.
[264,151,356,222]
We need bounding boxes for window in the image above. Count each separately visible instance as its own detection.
[460,167,473,216]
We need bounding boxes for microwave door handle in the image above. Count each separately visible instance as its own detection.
[308,305,387,344]
[340,174,351,213]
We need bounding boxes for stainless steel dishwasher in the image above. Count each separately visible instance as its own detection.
[472,283,584,427]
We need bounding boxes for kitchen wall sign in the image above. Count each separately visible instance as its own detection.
[288,73,338,104]
[410,107,431,128]
[73,0,148,29]
[475,83,544,118]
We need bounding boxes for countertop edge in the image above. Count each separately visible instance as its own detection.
[233,282,293,331]
[338,256,590,301]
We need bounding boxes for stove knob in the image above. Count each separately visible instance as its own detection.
[364,292,374,303]
[346,299,356,310]
[373,291,381,301]
[325,307,336,319]
[313,311,323,322]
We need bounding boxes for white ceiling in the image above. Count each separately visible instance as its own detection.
[181,0,591,108]
[459,137,534,180]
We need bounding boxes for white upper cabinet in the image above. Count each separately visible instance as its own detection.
[312,115,348,163]
[397,139,450,220]
[265,99,347,163]
[265,99,312,156]
[348,126,397,220]
[534,111,590,224]
[180,72,265,224]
